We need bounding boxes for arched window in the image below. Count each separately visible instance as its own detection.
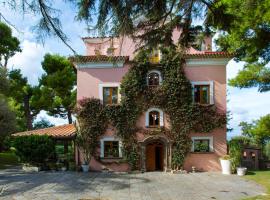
[149,111,160,127]
[147,70,162,87]
[145,108,164,127]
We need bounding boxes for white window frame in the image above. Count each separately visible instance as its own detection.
[145,107,164,127]
[191,136,214,152]
[100,136,123,158]
[99,83,121,104]
[146,70,163,86]
[191,81,214,105]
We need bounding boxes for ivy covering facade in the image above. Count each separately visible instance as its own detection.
[76,47,226,170]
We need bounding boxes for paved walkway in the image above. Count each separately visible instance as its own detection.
[0,169,265,200]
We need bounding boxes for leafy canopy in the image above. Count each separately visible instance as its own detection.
[40,54,76,124]
[0,22,21,68]
[207,0,270,92]
[240,114,270,146]
[2,0,215,51]
[8,69,43,131]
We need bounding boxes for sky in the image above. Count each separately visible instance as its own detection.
[1,1,270,139]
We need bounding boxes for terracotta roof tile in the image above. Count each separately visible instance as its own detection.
[185,51,234,58]
[12,124,76,139]
[69,55,129,63]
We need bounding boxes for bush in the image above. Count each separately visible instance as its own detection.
[12,135,55,166]
[229,136,251,173]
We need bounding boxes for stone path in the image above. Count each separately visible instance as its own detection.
[0,169,265,200]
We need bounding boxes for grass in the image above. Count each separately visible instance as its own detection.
[0,151,20,169]
[243,170,270,200]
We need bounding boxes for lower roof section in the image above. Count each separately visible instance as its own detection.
[12,124,76,140]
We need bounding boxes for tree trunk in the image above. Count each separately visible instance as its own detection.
[24,95,33,130]
[67,110,72,124]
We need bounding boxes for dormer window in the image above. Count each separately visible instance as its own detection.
[145,108,164,127]
[149,111,160,127]
[147,70,162,87]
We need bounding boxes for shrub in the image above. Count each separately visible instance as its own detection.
[229,136,251,173]
[12,135,55,166]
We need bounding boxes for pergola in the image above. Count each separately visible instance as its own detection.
[12,124,77,165]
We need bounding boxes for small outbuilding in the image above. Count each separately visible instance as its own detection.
[242,146,262,170]
[12,124,77,166]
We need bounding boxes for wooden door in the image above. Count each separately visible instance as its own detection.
[146,144,155,171]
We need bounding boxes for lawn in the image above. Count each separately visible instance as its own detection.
[243,170,270,200]
[0,151,20,169]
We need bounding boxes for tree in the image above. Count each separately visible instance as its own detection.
[0,67,16,150]
[8,69,43,131]
[0,22,21,69]
[33,118,54,130]
[240,114,270,147]
[1,0,216,51]
[207,0,270,92]
[229,63,270,92]
[0,68,9,95]
[0,98,16,151]
[40,54,76,124]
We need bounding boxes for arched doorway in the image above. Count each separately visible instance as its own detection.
[139,135,172,172]
[146,141,164,171]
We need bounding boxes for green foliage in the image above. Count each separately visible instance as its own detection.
[0,99,16,150]
[240,114,270,147]
[0,151,19,169]
[33,118,54,130]
[77,48,226,169]
[264,142,270,160]
[0,22,21,68]
[229,63,270,92]
[74,0,212,50]
[12,135,55,165]
[229,136,251,173]
[8,69,42,131]
[40,54,76,124]
[208,0,270,92]
[76,98,107,163]
[0,68,9,95]
[208,0,270,63]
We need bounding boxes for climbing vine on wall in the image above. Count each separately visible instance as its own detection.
[76,47,226,170]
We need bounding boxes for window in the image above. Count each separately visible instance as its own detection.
[147,70,162,86]
[194,139,210,152]
[149,111,160,127]
[145,108,164,127]
[191,136,213,152]
[103,87,118,105]
[194,85,210,104]
[148,72,160,86]
[192,81,214,104]
[104,141,119,158]
[100,137,122,158]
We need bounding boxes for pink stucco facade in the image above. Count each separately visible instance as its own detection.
[74,30,230,172]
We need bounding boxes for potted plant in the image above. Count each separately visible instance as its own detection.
[76,129,93,172]
[229,137,248,176]
[220,155,231,175]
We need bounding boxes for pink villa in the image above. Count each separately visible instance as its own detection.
[70,29,232,173]
[13,28,232,172]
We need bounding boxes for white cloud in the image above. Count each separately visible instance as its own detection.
[35,111,69,126]
[7,40,47,85]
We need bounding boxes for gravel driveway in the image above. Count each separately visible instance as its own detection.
[0,168,265,200]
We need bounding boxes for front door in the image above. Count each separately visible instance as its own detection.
[146,142,164,171]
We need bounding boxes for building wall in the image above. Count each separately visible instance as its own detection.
[76,62,227,172]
